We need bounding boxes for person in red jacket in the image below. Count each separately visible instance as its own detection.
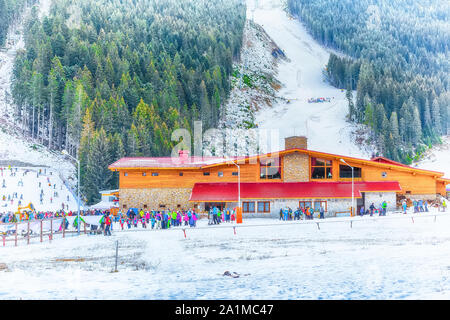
[104,215,112,236]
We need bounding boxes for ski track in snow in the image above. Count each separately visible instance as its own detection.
[1,211,450,299]
[248,0,368,157]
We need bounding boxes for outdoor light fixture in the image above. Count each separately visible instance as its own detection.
[340,159,355,217]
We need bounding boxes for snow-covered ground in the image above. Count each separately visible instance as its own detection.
[0,167,79,213]
[1,209,450,299]
[415,136,450,178]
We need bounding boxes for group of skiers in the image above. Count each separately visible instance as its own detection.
[361,201,388,216]
[1,166,72,210]
[208,207,236,224]
[279,206,325,221]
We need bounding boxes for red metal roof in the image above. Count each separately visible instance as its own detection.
[189,181,401,202]
[109,156,245,169]
[370,156,410,168]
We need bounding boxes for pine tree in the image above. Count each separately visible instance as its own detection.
[85,128,112,203]
[431,97,442,136]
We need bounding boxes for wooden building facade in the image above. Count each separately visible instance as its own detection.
[109,136,450,216]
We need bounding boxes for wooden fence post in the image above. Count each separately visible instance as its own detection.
[2,234,5,247]
[27,221,30,245]
[84,222,86,234]
[50,219,53,241]
[15,223,17,247]
[63,219,65,238]
[40,220,43,243]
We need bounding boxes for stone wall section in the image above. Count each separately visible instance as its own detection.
[282,152,309,182]
[120,188,193,210]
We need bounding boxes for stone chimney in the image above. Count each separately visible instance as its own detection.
[284,136,308,150]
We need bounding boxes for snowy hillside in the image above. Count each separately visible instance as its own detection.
[0,0,79,195]
[414,136,450,178]
[248,0,372,156]
[205,0,374,157]
[1,212,450,299]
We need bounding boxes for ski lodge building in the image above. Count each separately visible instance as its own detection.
[108,136,450,217]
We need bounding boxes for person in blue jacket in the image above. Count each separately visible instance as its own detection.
[213,206,219,224]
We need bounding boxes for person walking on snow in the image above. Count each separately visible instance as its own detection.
[104,215,112,236]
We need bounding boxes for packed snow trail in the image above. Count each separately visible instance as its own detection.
[246,0,369,157]
[0,167,79,213]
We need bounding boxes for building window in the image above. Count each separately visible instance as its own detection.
[406,191,411,195]
[339,165,362,178]
[159,204,166,208]
[311,157,333,179]
[260,158,281,179]
[143,204,148,209]
[179,172,183,176]
[194,204,198,209]
[124,172,128,177]
[123,204,127,209]
[218,171,223,177]
[203,172,210,176]
[257,201,270,213]
[314,201,327,212]
[243,202,255,213]
[299,201,312,210]
[177,204,181,208]
[142,172,147,176]
[232,172,239,176]
[382,172,387,178]
[152,172,159,176]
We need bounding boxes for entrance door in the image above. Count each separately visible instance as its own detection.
[357,193,365,215]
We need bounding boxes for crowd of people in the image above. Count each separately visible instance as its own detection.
[278,206,325,221]
[207,206,236,224]
[117,208,200,232]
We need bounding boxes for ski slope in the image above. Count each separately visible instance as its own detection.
[0,0,78,198]
[0,167,79,213]
[1,211,450,299]
[247,0,371,157]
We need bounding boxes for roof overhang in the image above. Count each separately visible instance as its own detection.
[189,181,401,202]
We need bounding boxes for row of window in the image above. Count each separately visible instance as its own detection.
[122,158,364,179]
[259,157,364,180]
[242,200,328,213]
[124,171,240,177]
[243,201,270,213]
[311,158,362,179]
